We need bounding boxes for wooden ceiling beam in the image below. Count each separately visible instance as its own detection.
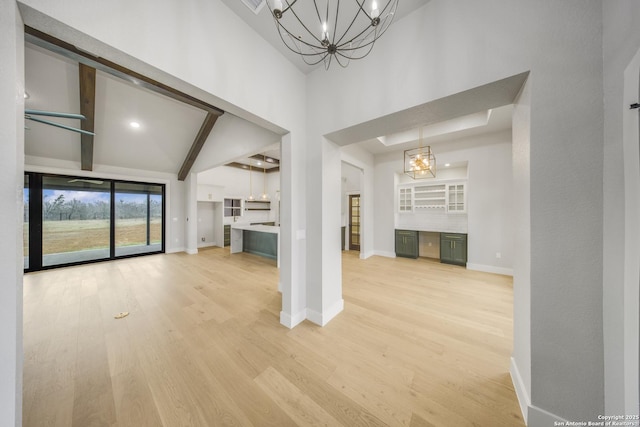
[25,26,224,117]
[249,154,280,166]
[178,113,220,181]
[79,63,96,171]
[224,162,280,173]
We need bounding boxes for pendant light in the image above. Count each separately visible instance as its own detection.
[404,127,436,179]
[266,0,399,69]
[248,162,255,201]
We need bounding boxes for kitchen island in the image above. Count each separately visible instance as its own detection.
[230,224,280,267]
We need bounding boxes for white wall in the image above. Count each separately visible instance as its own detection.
[0,2,24,425]
[602,0,640,417]
[198,166,280,225]
[375,131,513,274]
[341,144,374,258]
[191,113,281,174]
[511,78,532,421]
[197,184,224,202]
[196,202,216,247]
[25,156,187,253]
[307,1,604,424]
[18,0,308,329]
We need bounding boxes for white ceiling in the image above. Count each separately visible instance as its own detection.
[25,43,207,174]
[356,104,513,155]
[219,0,431,74]
[25,4,516,177]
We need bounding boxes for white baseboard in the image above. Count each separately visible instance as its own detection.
[467,262,513,276]
[280,309,306,329]
[166,246,185,254]
[373,250,396,258]
[527,405,567,427]
[360,251,375,259]
[510,357,530,423]
[197,242,216,249]
[307,299,344,326]
[510,357,569,427]
[186,248,198,255]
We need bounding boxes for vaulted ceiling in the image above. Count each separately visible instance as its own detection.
[24,1,512,177]
[219,0,432,74]
[25,42,212,175]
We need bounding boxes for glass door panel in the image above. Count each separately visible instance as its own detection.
[349,194,361,251]
[42,176,111,267]
[115,182,163,257]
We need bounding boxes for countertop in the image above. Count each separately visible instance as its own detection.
[231,224,280,234]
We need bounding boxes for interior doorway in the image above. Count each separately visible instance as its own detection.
[349,194,360,251]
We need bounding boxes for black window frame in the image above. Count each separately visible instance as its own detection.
[24,172,166,273]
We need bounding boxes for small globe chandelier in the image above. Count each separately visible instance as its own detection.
[266,0,399,69]
[404,127,436,179]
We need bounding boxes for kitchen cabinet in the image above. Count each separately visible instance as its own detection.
[399,187,412,212]
[447,183,466,213]
[440,233,467,266]
[413,183,446,210]
[395,229,419,259]
[398,182,465,213]
[224,198,242,217]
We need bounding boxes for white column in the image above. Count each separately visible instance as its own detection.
[280,132,307,328]
[0,1,24,425]
[184,172,198,254]
[305,137,344,326]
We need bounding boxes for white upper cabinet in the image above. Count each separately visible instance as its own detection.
[446,183,466,213]
[399,187,413,212]
[398,181,466,214]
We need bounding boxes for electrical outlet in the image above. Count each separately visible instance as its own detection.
[201,237,205,242]
[496,252,502,259]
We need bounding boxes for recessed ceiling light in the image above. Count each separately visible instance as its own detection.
[444,163,451,167]
[129,121,141,128]
[256,161,262,166]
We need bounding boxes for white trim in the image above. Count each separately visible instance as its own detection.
[166,247,185,254]
[467,263,513,277]
[280,309,306,329]
[186,248,198,255]
[622,46,640,417]
[307,299,344,326]
[527,405,567,427]
[510,357,530,423]
[197,242,216,249]
[373,250,396,258]
[360,250,375,259]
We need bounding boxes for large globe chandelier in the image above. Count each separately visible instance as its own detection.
[266,0,399,69]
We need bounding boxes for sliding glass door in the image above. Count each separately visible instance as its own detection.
[24,173,165,272]
[115,182,164,257]
[41,176,111,267]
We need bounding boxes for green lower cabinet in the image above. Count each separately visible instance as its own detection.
[395,230,419,259]
[440,233,467,266]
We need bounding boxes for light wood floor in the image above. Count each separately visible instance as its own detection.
[23,248,525,427]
